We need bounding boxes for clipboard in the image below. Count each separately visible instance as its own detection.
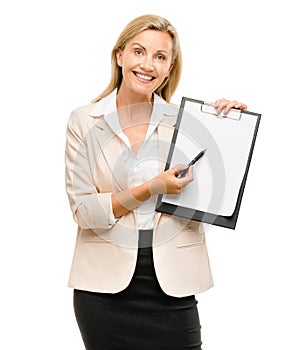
[155,96,261,229]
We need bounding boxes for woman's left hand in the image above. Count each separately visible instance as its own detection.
[215,98,247,115]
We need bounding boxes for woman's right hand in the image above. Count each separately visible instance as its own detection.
[111,165,194,218]
[149,165,194,196]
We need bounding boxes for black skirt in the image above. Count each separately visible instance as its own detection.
[73,232,202,350]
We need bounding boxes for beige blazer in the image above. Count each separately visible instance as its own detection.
[65,95,214,297]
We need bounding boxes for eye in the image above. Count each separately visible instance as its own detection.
[156,54,165,61]
[135,49,143,56]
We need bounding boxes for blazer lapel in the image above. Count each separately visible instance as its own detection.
[94,117,128,191]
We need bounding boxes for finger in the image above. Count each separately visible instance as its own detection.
[224,100,238,114]
[225,102,248,113]
[215,99,248,114]
[216,100,230,114]
[234,103,248,110]
[185,166,193,179]
[173,164,189,173]
[215,98,226,108]
[179,166,194,185]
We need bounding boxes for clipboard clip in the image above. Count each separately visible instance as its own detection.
[201,102,241,121]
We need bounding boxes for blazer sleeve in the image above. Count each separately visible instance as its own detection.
[65,108,114,231]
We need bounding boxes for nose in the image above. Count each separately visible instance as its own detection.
[140,55,154,71]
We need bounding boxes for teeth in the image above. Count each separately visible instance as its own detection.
[135,73,153,81]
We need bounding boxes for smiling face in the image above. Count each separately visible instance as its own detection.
[116,30,174,102]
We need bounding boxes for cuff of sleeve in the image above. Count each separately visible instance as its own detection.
[108,194,119,225]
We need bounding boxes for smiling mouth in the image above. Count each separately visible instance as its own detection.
[133,72,155,81]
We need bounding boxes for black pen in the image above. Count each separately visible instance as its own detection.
[177,148,207,179]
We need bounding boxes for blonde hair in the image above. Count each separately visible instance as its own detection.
[92,14,182,103]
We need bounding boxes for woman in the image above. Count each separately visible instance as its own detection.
[65,14,247,350]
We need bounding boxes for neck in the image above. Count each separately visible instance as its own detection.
[116,85,154,125]
[116,85,153,108]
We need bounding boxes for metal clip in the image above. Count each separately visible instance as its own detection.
[201,102,241,121]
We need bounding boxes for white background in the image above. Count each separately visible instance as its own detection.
[1,0,298,349]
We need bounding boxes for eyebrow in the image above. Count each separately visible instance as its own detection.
[130,42,171,55]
